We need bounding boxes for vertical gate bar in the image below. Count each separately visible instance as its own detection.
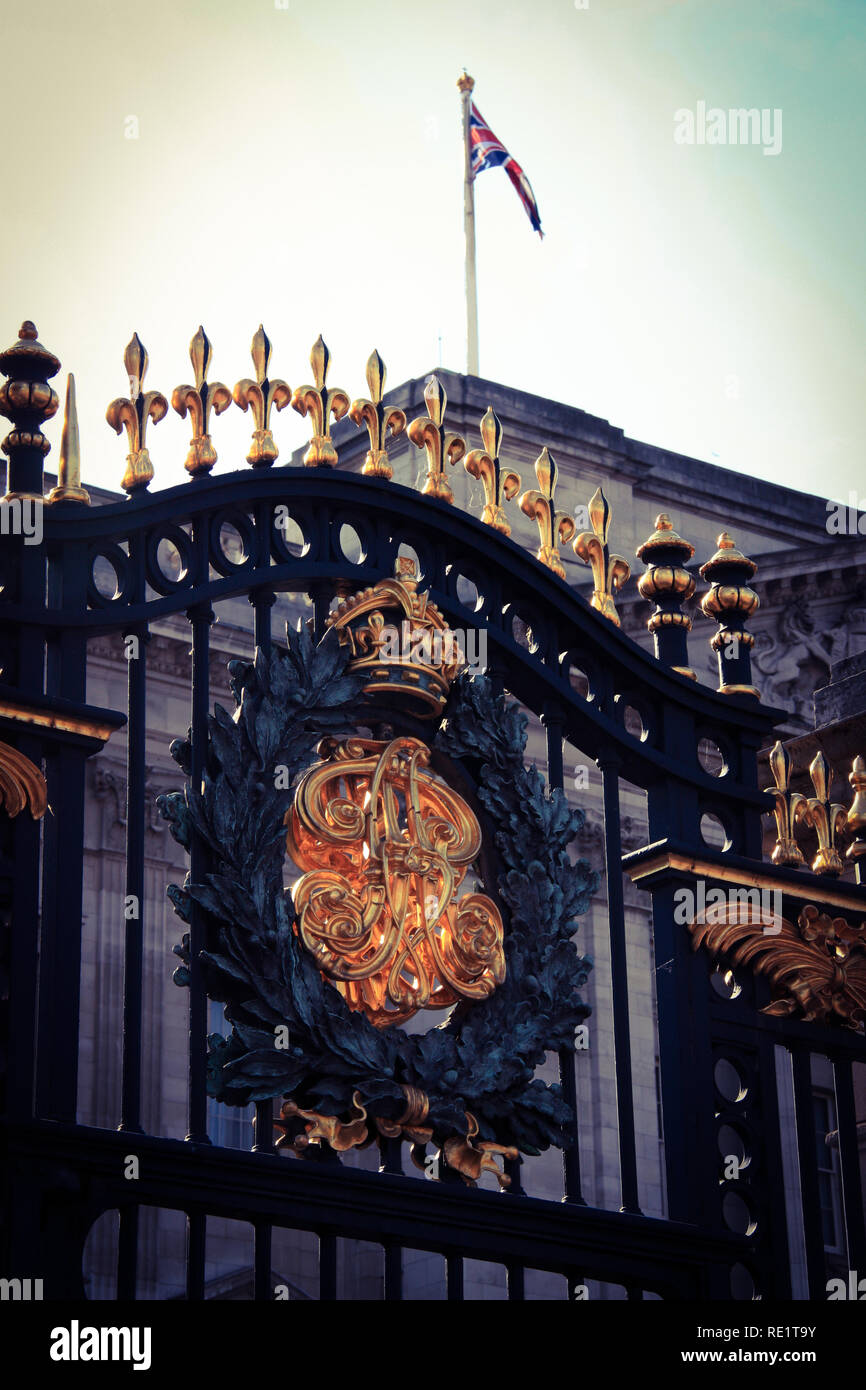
[543,706,585,1205]
[186,1211,207,1301]
[5,770,41,1120]
[252,589,276,1154]
[506,1262,525,1300]
[379,1136,403,1175]
[186,603,214,1145]
[117,1207,139,1300]
[790,1048,826,1298]
[383,1243,403,1300]
[599,752,641,1215]
[120,624,147,1135]
[36,744,87,1120]
[319,1233,337,1300]
[833,1056,866,1273]
[446,1255,464,1301]
[254,1221,273,1301]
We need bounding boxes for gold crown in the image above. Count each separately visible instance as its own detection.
[327,558,463,718]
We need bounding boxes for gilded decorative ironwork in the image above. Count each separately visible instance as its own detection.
[232,325,291,467]
[0,740,48,819]
[171,326,232,479]
[327,557,462,717]
[106,333,168,495]
[805,750,847,876]
[286,734,506,1027]
[847,756,866,876]
[689,899,866,1027]
[636,513,695,674]
[519,447,575,579]
[573,486,630,624]
[47,375,90,505]
[0,321,61,500]
[348,350,407,480]
[699,532,760,698]
[291,335,350,467]
[463,406,521,534]
[440,1112,519,1189]
[764,739,807,867]
[407,375,466,503]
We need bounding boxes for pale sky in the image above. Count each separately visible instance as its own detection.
[4,0,864,501]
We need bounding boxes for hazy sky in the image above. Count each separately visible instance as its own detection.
[4,0,864,501]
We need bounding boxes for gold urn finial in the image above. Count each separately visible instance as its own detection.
[233,325,291,467]
[407,375,466,503]
[171,326,232,480]
[48,374,90,504]
[106,333,168,494]
[805,750,848,876]
[699,530,760,698]
[457,70,475,94]
[291,335,350,467]
[635,513,695,674]
[519,447,575,579]
[464,406,521,535]
[764,740,807,866]
[349,350,407,479]
[573,486,630,622]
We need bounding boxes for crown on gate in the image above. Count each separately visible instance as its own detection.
[326,558,463,717]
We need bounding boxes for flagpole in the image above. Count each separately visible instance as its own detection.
[458,70,479,377]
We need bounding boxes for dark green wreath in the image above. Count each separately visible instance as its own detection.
[157,620,596,1155]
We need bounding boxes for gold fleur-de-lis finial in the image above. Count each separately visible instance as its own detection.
[518,447,575,579]
[805,750,848,875]
[291,335,350,467]
[106,333,168,495]
[407,375,466,503]
[171,326,232,479]
[764,740,807,866]
[464,406,521,535]
[48,374,90,505]
[847,755,866,880]
[573,487,631,624]
[348,350,407,479]
[233,325,291,467]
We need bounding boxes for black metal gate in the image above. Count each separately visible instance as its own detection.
[1,319,864,1302]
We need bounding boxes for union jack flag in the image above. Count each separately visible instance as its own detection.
[468,101,543,238]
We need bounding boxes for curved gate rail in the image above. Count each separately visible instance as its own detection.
[1,319,864,1302]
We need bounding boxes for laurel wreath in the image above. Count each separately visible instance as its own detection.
[158,622,595,1155]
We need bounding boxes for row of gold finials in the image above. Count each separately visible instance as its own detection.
[766,743,866,880]
[45,325,756,638]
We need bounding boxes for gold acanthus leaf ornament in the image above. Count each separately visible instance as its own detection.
[0,740,48,820]
[286,735,505,1027]
[689,900,866,1027]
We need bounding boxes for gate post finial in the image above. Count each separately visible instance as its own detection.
[764,740,807,865]
[106,333,168,495]
[464,406,521,534]
[291,336,350,467]
[573,485,630,621]
[805,751,847,876]
[0,320,61,502]
[636,514,695,674]
[349,350,407,479]
[699,531,760,697]
[172,327,232,479]
[233,325,291,467]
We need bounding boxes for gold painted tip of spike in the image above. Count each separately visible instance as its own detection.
[457,70,475,92]
[48,374,90,505]
[366,349,386,400]
[479,405,501,459]
[700,531,757,578]
[19,321,38,341]
[123,333,147,393]
[251,325,271,384]
[636,514,695,561]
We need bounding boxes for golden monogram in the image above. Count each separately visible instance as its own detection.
[286,735,505,1027]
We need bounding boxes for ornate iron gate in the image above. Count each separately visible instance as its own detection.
[1,319,864,1301]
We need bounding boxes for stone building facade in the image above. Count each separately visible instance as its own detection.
[75,369,866,1299]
